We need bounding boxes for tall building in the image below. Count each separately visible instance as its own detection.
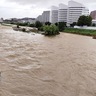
[67,0,89,26]
[42,11,50,23]
[36,11,50,23]
[90,10,96,20]
[36,0,89,25]
[58,3,68,22]
[36,15,42,22]
[50,6,58,23]
[0,18,3,23]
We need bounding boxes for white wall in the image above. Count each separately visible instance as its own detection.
[58,4,68,22]
[50,6,58,23]
[67,0,89,26]
[42,11,50,23]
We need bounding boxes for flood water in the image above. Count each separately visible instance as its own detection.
[0,25,96,96]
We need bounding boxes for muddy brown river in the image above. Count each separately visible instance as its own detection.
[0,25,96,96]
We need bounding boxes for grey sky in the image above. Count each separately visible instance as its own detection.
[0,0,96,19]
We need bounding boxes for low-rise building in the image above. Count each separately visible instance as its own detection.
[18,18,36,24]
[92,19,96,24]
[0,18,3,23]
[90,10,96,20]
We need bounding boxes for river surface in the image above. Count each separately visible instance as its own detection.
[0,25,96,96]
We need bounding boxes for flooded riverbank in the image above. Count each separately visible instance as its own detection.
[0,25,96,96]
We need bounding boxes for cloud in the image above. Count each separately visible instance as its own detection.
[6,0,45,5]
[5,0,69,8]
[4,0,96,12]
[1,0,96,18]
[5,0,96,5]
[5,0,53,8]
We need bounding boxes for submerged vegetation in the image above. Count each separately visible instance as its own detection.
[7,16,96,38]
[43,25,59,36]
[12,21,62,36]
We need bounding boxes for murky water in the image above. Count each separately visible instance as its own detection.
[0,25,96,96]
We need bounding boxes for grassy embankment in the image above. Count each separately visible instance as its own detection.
[63,28,96,36]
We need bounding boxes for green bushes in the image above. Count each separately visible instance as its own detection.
[58,22,66,31]
[29,23,35,27]
[22,28,26,32]
[77,15,92,26]
[43,25,59,36]
[17,22,29,26]
[63,28,96,36]
[14,21,61,36]
[35,21,43,28]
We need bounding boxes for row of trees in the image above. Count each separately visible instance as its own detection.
[70,15,92,27]
[14,15,92,36]
[35,21,66,31]
[35,15,92,31]
[35,21,66,35]
[43,25,59,35]
[16,15,92,29]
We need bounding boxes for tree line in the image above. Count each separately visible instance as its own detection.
[6,15,93,36]
[70,15,92,27]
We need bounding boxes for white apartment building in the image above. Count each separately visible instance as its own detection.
[67,0,89,26]
[37,0,89,25]
[0,18,3,23]
[42,11,50,23]
[58,4,68,22]
[50,6,58,23]
[36,15,42,22]
[36,11,50,23]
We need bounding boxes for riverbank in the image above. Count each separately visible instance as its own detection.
[0,24,12,29]
[1,24,96,37]
[63,28,96,36]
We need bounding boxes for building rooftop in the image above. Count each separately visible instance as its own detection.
[68,0,85,7]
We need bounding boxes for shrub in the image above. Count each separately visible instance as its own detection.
[92,23,96,26]
[38,26,44,31]
[70,22,77,27]
[45,22,51,25]
[16,22,28,26]
[35,21,43,28]
[17,25,19,28]
[43,25,59,36]
[58,22,66,31]
[22,28,26,32]
[29,23,35,27]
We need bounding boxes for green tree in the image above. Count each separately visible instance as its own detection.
[35,21,43,28]
[45,22,51,25]
[70,22,77,27]
[77,15,92,26]
[29,23,35,27]
[43,25,59,36]
[16,22,28,26]
[92,23,96,26]
[58,22,66,31]
[55,22,58,26]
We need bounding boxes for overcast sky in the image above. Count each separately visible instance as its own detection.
[0,0,96,19]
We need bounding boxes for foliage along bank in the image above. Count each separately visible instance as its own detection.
[63,28,96,36]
